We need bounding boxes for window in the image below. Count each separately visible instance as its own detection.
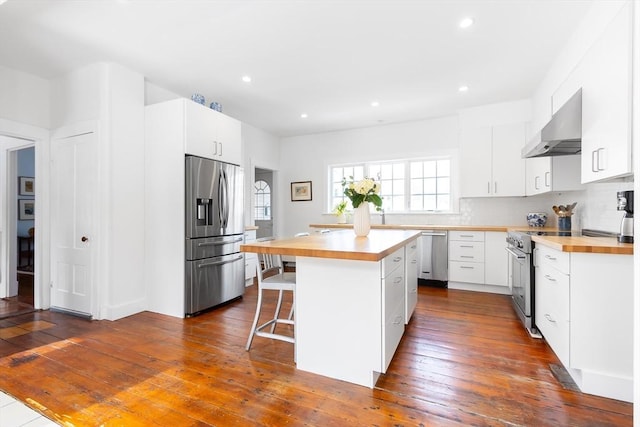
[328,158,451,212]
[254,179,271,220]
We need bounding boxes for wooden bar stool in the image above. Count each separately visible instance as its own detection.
[245,253,296,350]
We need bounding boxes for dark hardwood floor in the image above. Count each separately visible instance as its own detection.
[0,284,632,426]
[0,272,36,320]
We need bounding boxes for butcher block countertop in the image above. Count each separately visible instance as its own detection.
[531,235,633,255]
[309,223,511,232]
[240,229,421,262]
[309,224,633,254]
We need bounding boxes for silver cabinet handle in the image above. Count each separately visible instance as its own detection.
[487,182,490,194]
[460,266,474,269]
[393,276,403,284]
[544,274,556,282]
[410,259,417,264]
[544,171,550,187]
[460,255,474,259]
[393,257,402,263]
[460,245,474,248]
[459,234,474,238]
[544,255,557,261]
[534,176,540,190]
[421,232,447,237]
[544,314,556,323]
[393,315,403,325]
[494,182,497,193]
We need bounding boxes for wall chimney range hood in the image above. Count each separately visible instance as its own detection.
[522,88,582,158]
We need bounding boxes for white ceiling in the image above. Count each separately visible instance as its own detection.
[0,0,592,137]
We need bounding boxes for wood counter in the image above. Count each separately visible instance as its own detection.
[309,223,512,232]
[531,235,633,255]
[241,229,421,261]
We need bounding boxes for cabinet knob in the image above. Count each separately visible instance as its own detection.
[81,236,89,242]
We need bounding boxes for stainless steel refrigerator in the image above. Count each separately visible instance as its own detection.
[185,155,245,316]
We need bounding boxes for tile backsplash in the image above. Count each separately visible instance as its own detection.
[378,180,632,233]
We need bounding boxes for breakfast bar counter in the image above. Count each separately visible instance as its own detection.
[241,229,421,388]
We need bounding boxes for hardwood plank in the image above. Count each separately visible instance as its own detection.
[0,284,632,426]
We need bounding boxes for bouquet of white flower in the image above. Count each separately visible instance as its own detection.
[342,177,382,211]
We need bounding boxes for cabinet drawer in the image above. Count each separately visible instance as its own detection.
[535,264,570,365]
[383,272,405,318]
[449,231,484,242]
[244,230,257,241]
[449,261,484,283]
[382,247,404,278]
[449,241,485,262]
[535,245,570,274]
[382,300,404,372]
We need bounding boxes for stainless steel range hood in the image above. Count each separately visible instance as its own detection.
[522,88,582,158]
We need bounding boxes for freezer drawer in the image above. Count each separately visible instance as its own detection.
[185,252,245,315]
[185,235,243,261]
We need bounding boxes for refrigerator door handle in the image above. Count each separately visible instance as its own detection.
[197,237,244,247]
[221,169,229,228]
[197,255,244,268]
[217,170,225,227]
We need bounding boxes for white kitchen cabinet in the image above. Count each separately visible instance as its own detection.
[181,98,242,165]
[448,231,509,293]
[449,232,485,284]
[404,239,419,324]
[534,245,571,367]
[533,243,633,402]
[382,247,405,370]
[525,155,584,196]
[460,123,526,198]
[244,229,257,284]
[484,232,508,287]
[550,3,632,183]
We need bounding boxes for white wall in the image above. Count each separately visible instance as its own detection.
[0,66,49,129]
[279,115,460,236]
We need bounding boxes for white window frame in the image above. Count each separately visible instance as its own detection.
[328,156,457,213]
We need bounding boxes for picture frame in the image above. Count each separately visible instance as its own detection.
[291,181,312,202]
[18,199,35,220]
[18,176,35,196]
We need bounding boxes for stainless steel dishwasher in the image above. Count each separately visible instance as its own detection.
[418,230,448,286]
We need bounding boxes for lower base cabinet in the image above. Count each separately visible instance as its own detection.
[244,229,257,283]
[534,244,633,402]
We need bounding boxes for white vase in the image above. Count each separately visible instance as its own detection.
[353,203,371,237]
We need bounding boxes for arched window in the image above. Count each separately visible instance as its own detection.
[254,179,271,220]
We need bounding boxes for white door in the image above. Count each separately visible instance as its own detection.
[50,131,97,316]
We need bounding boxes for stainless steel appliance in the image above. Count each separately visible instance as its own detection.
[185,155,245,316]
[506,230,538,337]
[418,231,448,286]
[617,190,634,243]
[522,88,582,158]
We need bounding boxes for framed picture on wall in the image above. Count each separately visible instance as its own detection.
[18,176,35,196]
[18,199,35,220]
[291,181,312,201]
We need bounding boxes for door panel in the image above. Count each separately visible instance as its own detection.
[50,132,96,316]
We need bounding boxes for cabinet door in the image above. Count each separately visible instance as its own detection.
[491,123,525,197]
[216,114,242,165]
[484,232,508,287]
[404,241,419,323]
[579,3,632,183]
[184,100,220,159]
[460,126,492,197]
[525,157,550,195]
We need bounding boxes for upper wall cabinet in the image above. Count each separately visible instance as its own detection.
[460,122,526,198]
[553,3,632,184]
[525,155,584,196]
[184,100,241,165]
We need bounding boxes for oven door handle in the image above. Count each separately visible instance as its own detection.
[505,247,527,260]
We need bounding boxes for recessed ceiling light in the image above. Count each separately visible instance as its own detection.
[459,17,474,29]
[0,0,10,4]
[242,75,252,83]
[371,101,380,107]
[300,113,308,119]
[458,85,469,92]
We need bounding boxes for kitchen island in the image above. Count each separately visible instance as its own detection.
[241,229,421,388]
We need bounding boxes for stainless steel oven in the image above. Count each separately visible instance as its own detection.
[506,231,538,336]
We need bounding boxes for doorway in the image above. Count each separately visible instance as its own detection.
[254,168,274,239]
[0,138,36,318]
